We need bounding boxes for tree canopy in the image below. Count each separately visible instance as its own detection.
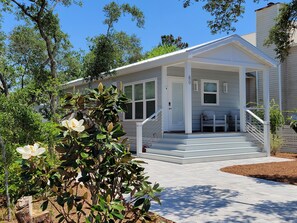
[83,1,144,80]
[265,1,297,61]
[144,34,188,59]
[0,0,82,117]
[183,0,297,61]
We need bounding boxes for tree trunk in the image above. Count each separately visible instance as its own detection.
[0,72,8,96]
[49,59,57,117]
[0,136,11,221]
[36,20,58,119]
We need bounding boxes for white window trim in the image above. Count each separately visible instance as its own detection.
[201,79,219,106]
[123,78,157,121]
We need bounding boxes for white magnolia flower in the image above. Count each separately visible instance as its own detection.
[62,118,85,133]
[16,143,46,159]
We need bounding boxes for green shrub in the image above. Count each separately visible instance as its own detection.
[18,83,162,222]
[269,100,285,135]
[0,92,58,205]
[254,99,284,135]
[270,134,284,155]
[289,117,297,133]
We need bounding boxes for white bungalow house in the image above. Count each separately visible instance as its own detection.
[65,34,276,164]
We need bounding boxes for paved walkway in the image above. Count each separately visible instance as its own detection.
[141,157,297,223]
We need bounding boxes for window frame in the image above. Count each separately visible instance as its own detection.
[123,78,157,121]
[201,79,219,106]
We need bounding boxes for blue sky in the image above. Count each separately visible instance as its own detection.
[1,0,290,53]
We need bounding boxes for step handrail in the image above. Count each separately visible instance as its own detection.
[142,109,162,125]
[246,109,264,124]
[136,109,162,156]
[245,109,270,156]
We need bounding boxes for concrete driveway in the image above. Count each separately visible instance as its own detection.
[141,157,297,223]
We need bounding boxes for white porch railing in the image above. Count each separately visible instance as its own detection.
[245,109,270,156]
[136,109,163,156]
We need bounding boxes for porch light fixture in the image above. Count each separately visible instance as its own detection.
[223,82,228,93]
[193,80,199,92]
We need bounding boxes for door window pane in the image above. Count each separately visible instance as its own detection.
[134,84,143,100]
[124,85,132,100]
[125,103,132,119]
[135,102,143,119]
[145,81,155,99]
[146,101,155,118]
[204,82,217,92]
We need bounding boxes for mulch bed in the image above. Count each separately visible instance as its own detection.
[221,153,297,185]
[1,186,174,223]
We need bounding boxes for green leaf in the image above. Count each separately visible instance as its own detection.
[143,199,151,212]
[153,183,160,190]
[112,203,125,211]
[111,211,124,219]
[41,200,48,211]
[134,198,145,207]
[81,152,89,158]
[77,203,83,212]
[67,197,74,211]
[79,132,89,138]
[58,216,65,223]
[57,196,64,206]
[96,134,106,140]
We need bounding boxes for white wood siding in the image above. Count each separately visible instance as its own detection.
[63,68,162,150]
[168,67,239,131]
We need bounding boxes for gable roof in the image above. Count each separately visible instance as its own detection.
[65,34,277,87]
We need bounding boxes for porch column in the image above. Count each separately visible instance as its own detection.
[239,67,246,132]
[161,66,168,133]
[184,61,192,134]
[263,69,271,156]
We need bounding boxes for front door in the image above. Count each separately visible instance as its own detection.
[168,77,184,131]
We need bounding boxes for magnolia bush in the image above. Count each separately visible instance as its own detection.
[17,83,161,222]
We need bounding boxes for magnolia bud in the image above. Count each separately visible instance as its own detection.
[98,82,104,93]
[107,122,113,133]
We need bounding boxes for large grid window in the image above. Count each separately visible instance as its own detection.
[201,80,219,105]
[124,80,156,120]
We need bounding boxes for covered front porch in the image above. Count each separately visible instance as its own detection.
[136,35,276,163]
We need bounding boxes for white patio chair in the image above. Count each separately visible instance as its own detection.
[201,111,228,132]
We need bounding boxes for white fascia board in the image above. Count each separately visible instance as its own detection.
[62,77,85,89]
[232,36,277,67]
[189,57,269,70]
[188,34,277,68]
[63,52,189,88]
[115,51,188,75]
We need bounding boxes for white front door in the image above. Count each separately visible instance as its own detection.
[168,77,184,131]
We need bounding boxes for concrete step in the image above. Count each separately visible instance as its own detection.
[158,136,249,145]
[151,141,254,151]
[146,146,260,157]
[163,133,244,139]
[139,152,267,164]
